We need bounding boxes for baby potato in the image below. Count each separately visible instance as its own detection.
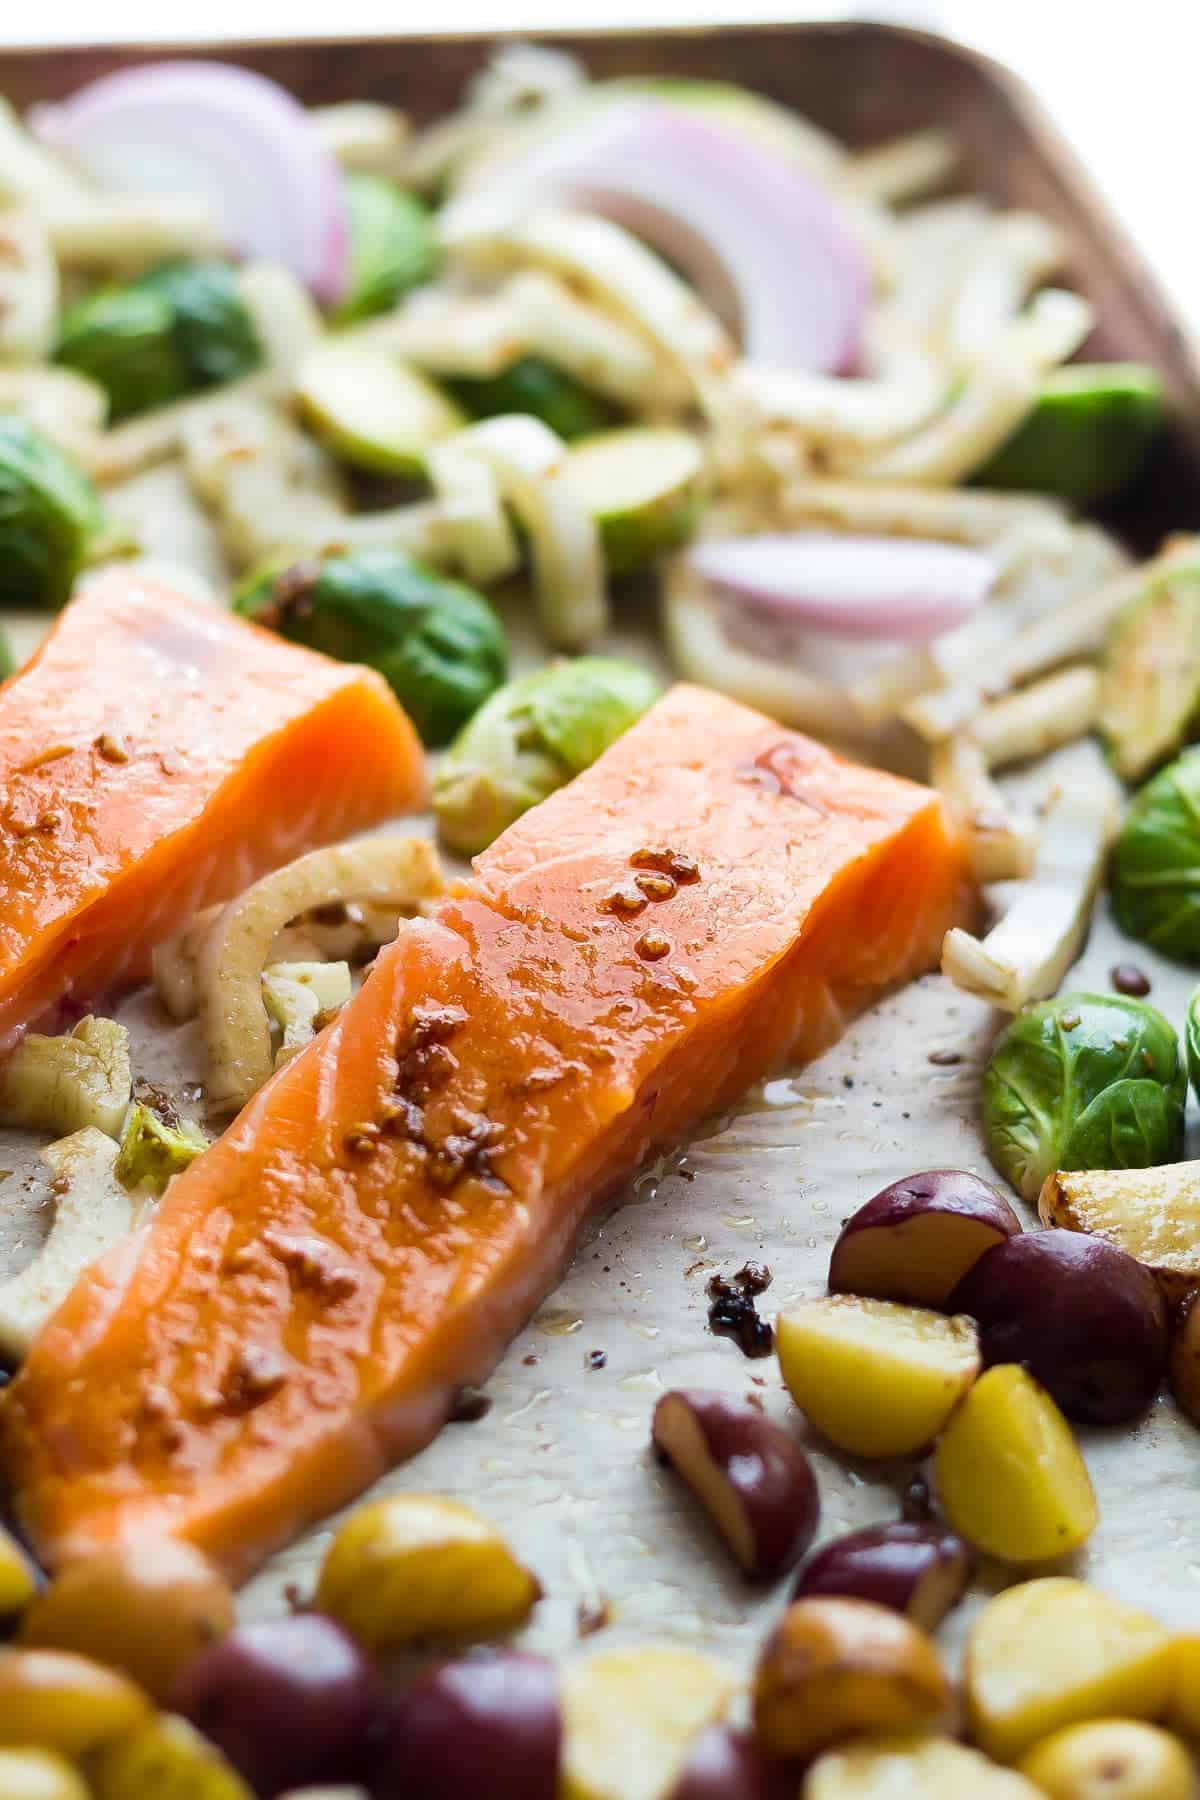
[933,1365,1097,1563]
[90,1712,254,1800]
[652,1389,819,1580]
[966,1578,1174,1763]
[0,1749,89,1800]
[1167,1632,1200,1740]
[561,1645,736,1800]
[793,1521,972,1633]
[366,1649,560,1800]
[752,1597,950,1762]
[806,1733,1042,1798]
[0,1524,37,1621]
[828,1169,1021,1308]
[776,1297,980,1458]
[0,1646,150,1755]
[316,1492,540,1651]
[1017,1719,1195,1799]
[19,1538,234,1702]
[1169,1291,1200,1428]
[669,1724,792,1800]
[948,1229,1167,1426]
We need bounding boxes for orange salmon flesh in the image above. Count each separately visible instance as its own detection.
[1,684,972,1578]
[0,571,426,1047]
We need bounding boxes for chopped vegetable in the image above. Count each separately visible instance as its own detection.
[980,992,1185,1204]
[1112,748,1200,961]
[1101,556,1200,781]
[975,362,1164,504]
[500,268,660,408]
[56,259,263,421]
[942,744,1123,1011]
[0,211,58,364]
[1018,1720,1195,1800]
[90,1713,253,1800]
[441,99,868,373]
[807,1736,1041,1799]
[196,836,443,1113]
[31,60,348,299]
[0,1648,151,1756]
[0,626,14,683]
[0,1129,135,1363]
[929,735,1038,883]
[262,960,353,1066]
[966,664,1100,769]
[451,414,607,646]
[447,354,616,442]
[234,547,509,747]
[433,657,660,854]
[1039,1160,1200,1305]
[0,415,105,608]
[687,532,993,641]
[331,174,439,324]
[115,1104,208,1196]
[296,340,465,475]
[560,1646,735,1800]
[426,439,520,586]
[0,1015,132,1140]
[562,426,704,573]
[312,99,411,177]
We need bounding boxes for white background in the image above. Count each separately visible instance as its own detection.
[3,2,1192,327]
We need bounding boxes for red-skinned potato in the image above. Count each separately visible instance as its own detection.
[948,1228,1168,1425]
[669,1724,793,1800]
[792,1521,972,1632]
[652,1391,819,1581]
[366,1649,560,1800]
[828,1169,1021,1308]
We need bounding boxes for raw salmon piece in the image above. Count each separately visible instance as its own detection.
[0,571,425,1046]
[1,685,972,1578]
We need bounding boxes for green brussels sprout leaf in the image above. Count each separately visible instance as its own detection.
[1187,984,1200,1105]
[0,415,105,609]
[981,991,1185,1202]
[446,355,618,443]
[332,174,439,325]
[1111,748,1200,962]
[234,547,508,747]
[115,1103,208,1197]
[56,260,261,421]
[433,656,661,856]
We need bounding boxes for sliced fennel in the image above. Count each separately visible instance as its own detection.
[0,210,59,364]
[0,1128,136,1362]
[0,1015,131,1140]
[942,743,1123,1011]
[263,960,353,1068]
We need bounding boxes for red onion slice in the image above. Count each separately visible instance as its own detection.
[687,534,995,641]
[32,62,348,301]
[442,101,867,374]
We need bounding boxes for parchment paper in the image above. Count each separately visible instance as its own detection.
[2,467,1197,1679]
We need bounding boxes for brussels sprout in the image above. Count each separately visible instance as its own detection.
[561,427,706,572]
[115,1103,208,1197]
[332,174,439,325]
[433,656,661,855]
[0,625,14,682]
[981,992,1186,1203]
[446,355,618,443]
[1112,749,1200,960]
[234,548,508,747]
[56,260,261,421]
[973,363,1164,506]
[1099,556,1200,782]
[296,341,464,475]
[0,415,104,609]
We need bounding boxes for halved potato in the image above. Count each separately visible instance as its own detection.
[1039,1162,1200,1304]
[561,1646,736,1800]
[966,1578,1174,1763]
[807,1733,1041,1798]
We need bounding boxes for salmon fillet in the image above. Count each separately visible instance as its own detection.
[1,685,972,1578]
[0,572,425,1046]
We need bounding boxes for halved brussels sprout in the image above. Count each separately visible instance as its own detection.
[1100,555,1200,782]
[974,362,1164,505]
[332,174,439,324]
[981,991,1186,1202]
[1112,749,1200,961]
[56,260,262,422]
[295,341,464,475]
[0,415,105,609]
[234,547,508,746]
[560,427,706,572]
[115,1104,208,1197]
[446,354,617,443]
[433,656,661,855]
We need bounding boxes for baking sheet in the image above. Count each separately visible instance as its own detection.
[3,465,1198,1675]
